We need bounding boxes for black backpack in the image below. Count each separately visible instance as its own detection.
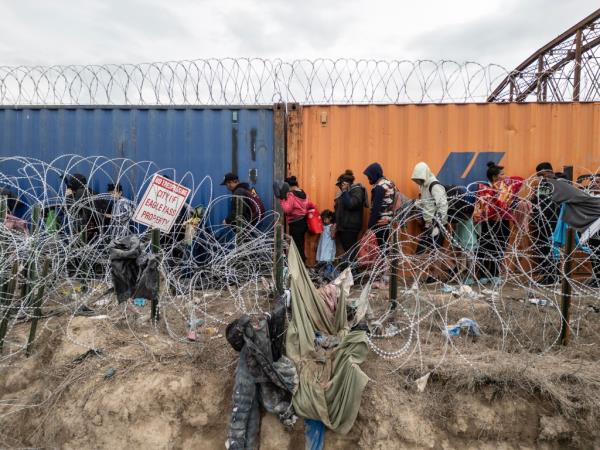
[240,187,265,223]
[429,182,474,224]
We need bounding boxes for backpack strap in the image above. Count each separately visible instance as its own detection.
[428,181,441,194]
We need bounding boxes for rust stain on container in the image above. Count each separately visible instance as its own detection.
[288,103,600,215]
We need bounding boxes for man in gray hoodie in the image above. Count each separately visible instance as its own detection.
[411,162,448,253]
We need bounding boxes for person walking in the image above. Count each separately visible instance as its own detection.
[333,170,367,268]
[411,162,448,254]
[410,162,449,284]
[530,162,560,285]
[222,172,264,227]
[279,176,316,263]
[474,162,523,284]
[363,162,396,250]
[104,183,134,238]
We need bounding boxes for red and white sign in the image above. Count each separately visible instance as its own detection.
[133,174,191,233]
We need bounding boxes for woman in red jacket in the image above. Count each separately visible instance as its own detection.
[280,176,317,263]
[473,162,523,284]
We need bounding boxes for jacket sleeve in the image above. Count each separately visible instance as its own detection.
[341,189,362,210]
[431,184,448,225]
[368,186,384,228]
[279,193,294,215]
[307,199,317,211]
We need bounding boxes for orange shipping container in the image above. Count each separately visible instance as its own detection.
[286,102,600,264]
[288,102,600,213]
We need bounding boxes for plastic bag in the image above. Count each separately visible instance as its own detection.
[307,208,323,234]
[357,229,379,269]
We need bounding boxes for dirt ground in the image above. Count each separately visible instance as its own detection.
[1,284,600,449]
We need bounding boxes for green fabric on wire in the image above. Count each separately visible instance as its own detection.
[45,209,59,233]
[285,240,369,435]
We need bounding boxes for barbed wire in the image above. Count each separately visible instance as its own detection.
[0,156,599,447]
[0,156,597,363]
[0,59,511,106]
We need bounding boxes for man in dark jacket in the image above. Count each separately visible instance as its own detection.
[334,170,366,267]
[548,175,600,287]
[530,162,560,285]
[363,162,395,249]
[222,172,262,226]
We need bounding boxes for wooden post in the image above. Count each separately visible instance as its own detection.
[151,228,160,323]
[389,227,399,310]
[26,258,50,356]
[0,261,19,354]
[274,223,284,295]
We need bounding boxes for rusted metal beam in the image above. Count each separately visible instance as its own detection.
[487,8,600,101]
[573,29,583,101]
[511,34,600,102]
[536,54,544,101]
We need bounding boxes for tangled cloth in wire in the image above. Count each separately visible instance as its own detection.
[108,235,160,303]
[225,298,298,450]
[285,240,369,435]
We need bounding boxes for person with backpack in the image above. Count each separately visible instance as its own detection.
[473,162,523,284]
[278,176,317,263]
[104,183,135,238]
[529,162,560,285]
[411,162,448,254]
[363,162,396,249]
[222,172,265,227]
[334,169,367,267]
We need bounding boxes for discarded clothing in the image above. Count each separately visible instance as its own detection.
[286,241,369,435]
[226,299,298,450]
[317,268,354,316]
[318,284,338,315]
[133,254,160,301]
[109,235,160,303]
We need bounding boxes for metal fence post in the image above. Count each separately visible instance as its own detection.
[151,228,160,323]
[560,165,574,346]
[274,223,284,295]
[0,196,7,223]
[389,226,399,310]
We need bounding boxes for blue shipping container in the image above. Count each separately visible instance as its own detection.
[0,107,276,224]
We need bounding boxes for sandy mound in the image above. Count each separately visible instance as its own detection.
[1,293,600,449]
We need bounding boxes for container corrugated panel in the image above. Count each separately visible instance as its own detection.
[288,103,600,213]
[0,107,275,222]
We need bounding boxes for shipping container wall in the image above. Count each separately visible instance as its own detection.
[287,103,600,214]
[0,107,276,223]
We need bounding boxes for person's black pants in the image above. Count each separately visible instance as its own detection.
[337,230,360,268]
[476,219,511,279]
[288,218,308,263]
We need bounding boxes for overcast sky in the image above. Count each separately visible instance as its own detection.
[0,0,597,68]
